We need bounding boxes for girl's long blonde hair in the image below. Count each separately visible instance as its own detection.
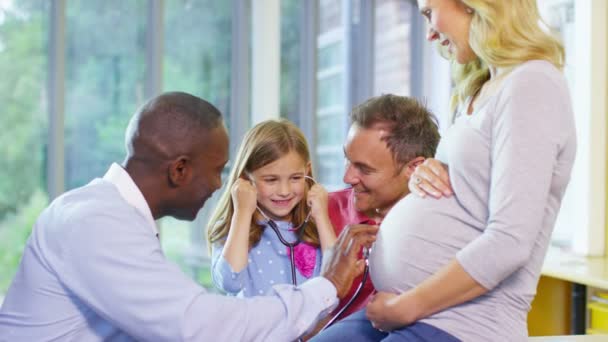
[449,0,565,111]
[207,119,320,250]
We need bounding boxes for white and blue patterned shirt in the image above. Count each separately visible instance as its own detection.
[212,220,323,297]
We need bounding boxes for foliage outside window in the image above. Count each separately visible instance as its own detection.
[0,1,49,296]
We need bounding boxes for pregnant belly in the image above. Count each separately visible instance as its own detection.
[369,194,483,293]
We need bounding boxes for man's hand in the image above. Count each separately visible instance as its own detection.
[321,224,378,299]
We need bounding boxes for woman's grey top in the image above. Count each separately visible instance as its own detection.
[369,60,577,342]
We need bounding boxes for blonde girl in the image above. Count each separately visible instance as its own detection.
[207,119,336,297]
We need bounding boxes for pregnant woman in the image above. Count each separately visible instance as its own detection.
[312,0,576,341]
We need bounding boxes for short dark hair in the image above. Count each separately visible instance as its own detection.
[125,91,224,160]
[139,91,222,134]
[350,94,440,166]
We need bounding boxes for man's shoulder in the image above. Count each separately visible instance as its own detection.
[59,179,123,204]
[50,179,133,222]
[32,180,145,265]
[327,188,361,234]
[328,188,354,204]
[328,188,354,214]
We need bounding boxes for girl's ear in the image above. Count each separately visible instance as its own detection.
[240,171,254,185]
[305,161,312,176]
[403,156,425,178]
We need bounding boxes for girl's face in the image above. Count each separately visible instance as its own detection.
[418,0,477,64]
[249,150,310,222]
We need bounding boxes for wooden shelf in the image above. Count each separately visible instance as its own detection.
[542,247,608,290]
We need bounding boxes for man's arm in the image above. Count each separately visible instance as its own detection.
[61,214,377,341]
[301,312,334,341]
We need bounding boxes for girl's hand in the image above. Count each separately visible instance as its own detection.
[307,183,329,223]
[307,183,336,250]
[231,178,257,216]
[409,158,453,199]
[366,292,413,332]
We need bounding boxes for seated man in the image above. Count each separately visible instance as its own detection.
[304,95,439,341]
[328,94,440,321]
[0,91,378,341]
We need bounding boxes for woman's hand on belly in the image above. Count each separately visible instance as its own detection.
[409,158,453,198]
[366,291,420,331]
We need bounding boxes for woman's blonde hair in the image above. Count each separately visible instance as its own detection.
[449,0,565,111]
[207,119,320,250]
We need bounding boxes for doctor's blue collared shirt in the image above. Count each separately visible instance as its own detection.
[0,163,337,341]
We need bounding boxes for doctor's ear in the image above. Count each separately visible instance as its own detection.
[168,155,192,187]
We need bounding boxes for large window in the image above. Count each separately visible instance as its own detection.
[373,0,415,96]
[64,1,147,190]
[280,0,301,120]
[0,1,234,298]
[161,0,232,288]
[315,0,420,190]
[316,0,347,190]
[0,1,49,297]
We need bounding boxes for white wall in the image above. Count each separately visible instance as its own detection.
[251,0,281,123]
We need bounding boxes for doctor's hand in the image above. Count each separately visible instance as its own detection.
[367,291,415,332]
[231,178,258,217]
[321,224,378,299]
[409,158,453,199]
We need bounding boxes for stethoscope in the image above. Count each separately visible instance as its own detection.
[252,175,371,331]
[321,237,371,330]
[253,175,315,286]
